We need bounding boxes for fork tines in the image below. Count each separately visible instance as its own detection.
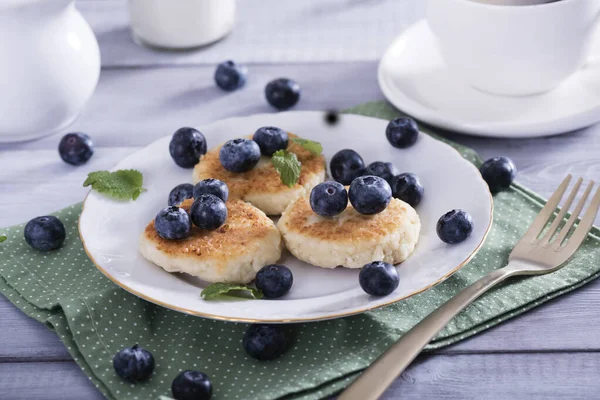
[523,175,600,252]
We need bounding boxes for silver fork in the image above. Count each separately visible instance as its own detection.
[339,175,600,400]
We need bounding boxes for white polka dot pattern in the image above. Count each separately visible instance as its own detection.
[0,102,598,400]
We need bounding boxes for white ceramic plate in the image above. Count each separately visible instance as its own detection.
[79,112,492,323]
[378,20,600,138]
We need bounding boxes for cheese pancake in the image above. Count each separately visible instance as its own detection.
[193,133,326,215]
[277,196,420,269]
[140,199,282,283]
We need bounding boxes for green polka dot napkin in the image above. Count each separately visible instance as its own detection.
[1,101,599,400]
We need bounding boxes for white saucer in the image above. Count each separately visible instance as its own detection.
[378,20,600,138]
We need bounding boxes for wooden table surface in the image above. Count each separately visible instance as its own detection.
[1,1,599,399]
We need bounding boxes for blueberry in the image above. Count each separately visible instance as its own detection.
[252,126,289,156]
[155,206,192,240]
[214,60,247,91]
[324,110,340,126]
[359,261,399,296]
[437,209,473,244]
[168,183,194,206]
[309,181,348,217]
[193,179,229,202]
[255,264,293,299]
[479,156,517,194]
[330,149,365,185]
[172,370,212,400]
[386,117,419,148]
[169,127,207,168]
[58,133,94,165]
[24,216,66,251]
[243,324,288,361]
[386,162,400,177]
[390,173,424,207]
[265,78,301,110]
[190,194,227,230]
[112,345,155,383]
[219,138,261,173]
[363,161,397,184]
[349,176,392,215]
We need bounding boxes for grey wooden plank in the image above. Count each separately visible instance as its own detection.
[381,352,600,400]
[0,147,137,226]
[447,129,600,202]
[74,0,424,67]
[2,353,600,400]
[0,362,105,400]
[0,297,70,362]
[0,63,385,152]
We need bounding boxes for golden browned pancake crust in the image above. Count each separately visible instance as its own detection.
[142,198,276,274]
[277,194,421,268]
[282,196,412,242]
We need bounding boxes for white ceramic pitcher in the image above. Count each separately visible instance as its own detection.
[0,0,100,143]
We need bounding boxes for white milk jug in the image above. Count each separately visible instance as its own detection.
[0,0,100,143]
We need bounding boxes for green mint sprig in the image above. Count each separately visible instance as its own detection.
[83,169,147,201]
[201,282,263,300]
[291,138,323,156]
[0,235,6,243]
[271,150,302,188]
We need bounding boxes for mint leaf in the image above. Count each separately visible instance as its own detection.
[271,150,302,188]
[83,169,146,201]
[291,138,323,156]
[0,235,6,243]
[201,282,263,300]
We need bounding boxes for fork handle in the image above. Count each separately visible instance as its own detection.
[339,263,521,400]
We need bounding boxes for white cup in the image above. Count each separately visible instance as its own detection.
[426,0,600,96]
[129,0,236,50]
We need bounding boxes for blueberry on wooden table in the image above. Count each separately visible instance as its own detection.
[190,194,228,230]
[265,78,301,110]
[219,138,261,172]
[214,60,248,91]
[479,156,517,194]
[359,261,400,296]
[112,344,155,382]
[24,216,66,251]
[255,264,294,299]
[348,175,392,215]
[172,370,213,400]
[330,149,365,185]
[58,132,94,165]
[168,183,195,206]
[243,324,288,361]
[363,161,397,184]
[155,206,192,240]
[169,127,207,168]
[310,181,348,217]
[390,172,424,207]
[252,126,289,156]
[437,209,473,244]
[193,178,229,202]
[386,117,419,148]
